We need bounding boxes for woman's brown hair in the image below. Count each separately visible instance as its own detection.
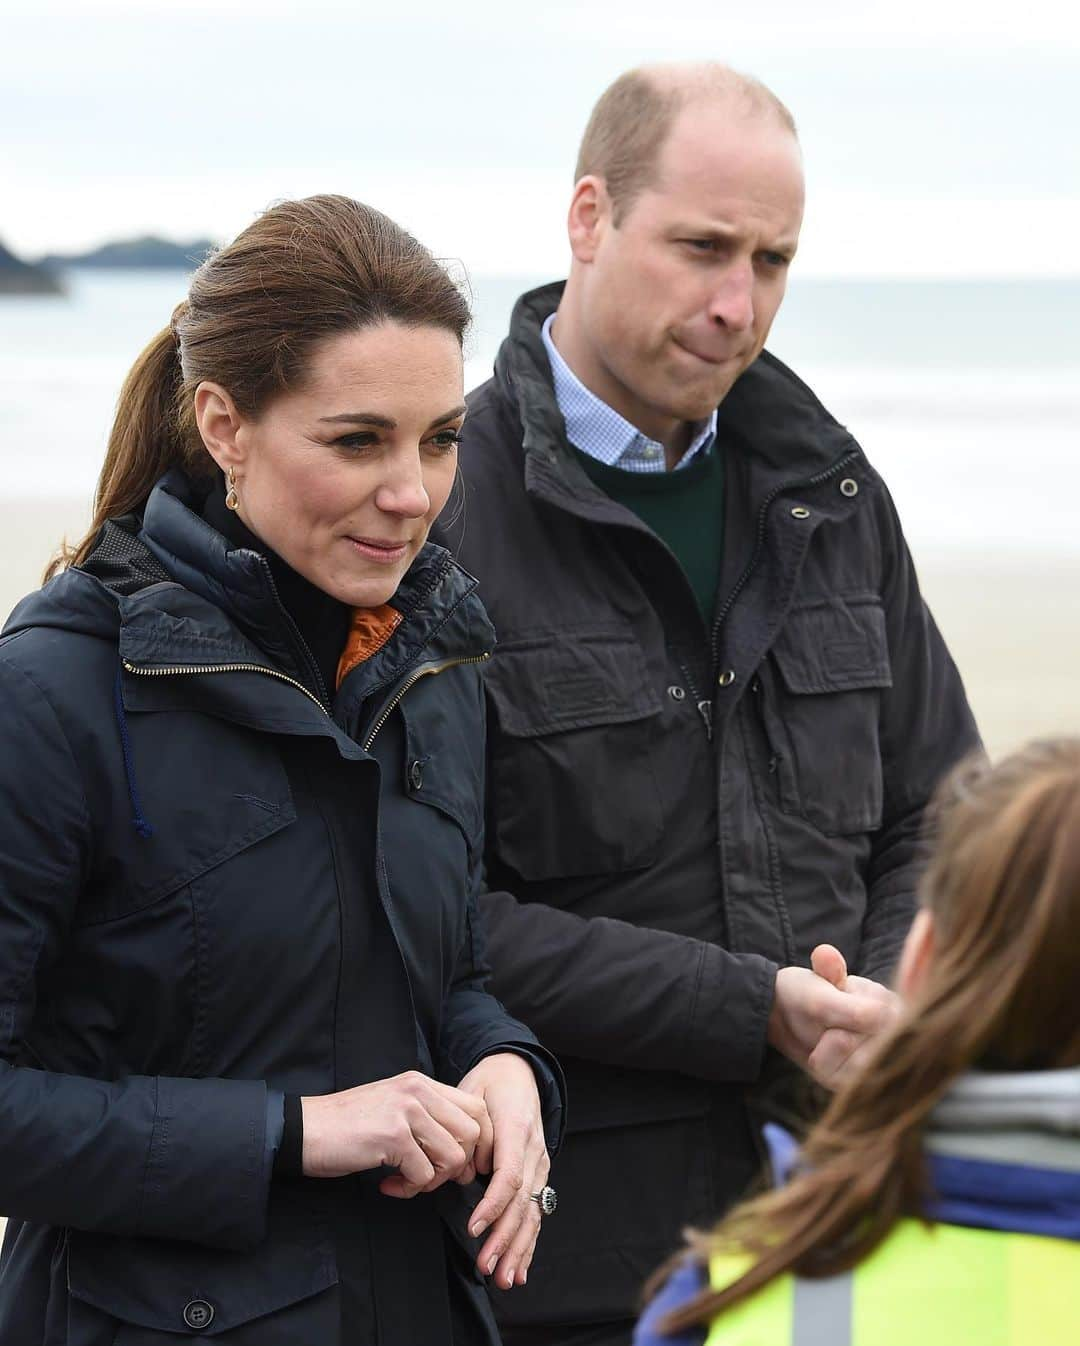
[47,194,470,579]
[657,736,1080,1334]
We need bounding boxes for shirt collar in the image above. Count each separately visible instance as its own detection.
[541,314,716,473]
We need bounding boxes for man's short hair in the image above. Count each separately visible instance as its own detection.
[574,64,798,224]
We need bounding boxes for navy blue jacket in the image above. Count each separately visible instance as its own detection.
[0,470,564,1344]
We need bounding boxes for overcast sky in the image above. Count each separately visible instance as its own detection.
[2,0,1077,278]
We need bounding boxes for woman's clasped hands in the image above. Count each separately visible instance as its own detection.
[302,1052,548,1290]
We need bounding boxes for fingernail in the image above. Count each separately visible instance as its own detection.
[505,1266,516,1287]
[470,1220,487,1238]
[487,1255,498,1276]
[520,1268,528,1285]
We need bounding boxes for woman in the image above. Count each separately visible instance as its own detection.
[0,195,563,1344]
[637,738,1080,1345]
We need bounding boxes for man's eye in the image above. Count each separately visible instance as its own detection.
[760,251,790,268]
[684,239,718,253]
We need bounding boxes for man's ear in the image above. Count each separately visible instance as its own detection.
[896,908,936,1000]
[193,381,247,477]
[567,175,611,264]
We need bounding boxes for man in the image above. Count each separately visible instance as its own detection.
[438,64,979,1346]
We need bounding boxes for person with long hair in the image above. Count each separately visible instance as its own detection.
[637,738,1080,1344]
[0,194,564,1345]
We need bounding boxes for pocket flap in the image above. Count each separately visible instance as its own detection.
[485,626,661,738]
[67,1195,337,1337]
[771,598,892,694]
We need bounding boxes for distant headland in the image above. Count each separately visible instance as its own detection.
[1,234,216,294]
[0,240,63,295]
[39,235,216,271]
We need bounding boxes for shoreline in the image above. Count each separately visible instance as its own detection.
[1,498,1075,760]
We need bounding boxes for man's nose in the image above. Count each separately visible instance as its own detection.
[375,451,431,518]
[707,263,755,333]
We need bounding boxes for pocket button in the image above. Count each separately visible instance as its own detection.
[183,1300,215,1330]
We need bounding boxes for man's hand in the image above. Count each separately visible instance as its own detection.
[768,946,899,1090]
[457,1052,550,1291]
[805,944,901,1088]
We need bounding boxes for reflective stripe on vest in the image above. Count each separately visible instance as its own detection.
[705,1220,1080,1345]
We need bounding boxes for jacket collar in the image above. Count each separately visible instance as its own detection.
[494,281,864,518]
[103,469,494,741]
[766,1070,1080,1241]
[925,1068,1080,1240]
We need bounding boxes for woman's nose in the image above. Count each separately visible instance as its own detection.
[375,451,431,518]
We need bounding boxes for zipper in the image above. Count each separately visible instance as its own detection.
[709,450,860,675]
[363,652,492,750]
[123,650,493,747]
[122,658,330,715]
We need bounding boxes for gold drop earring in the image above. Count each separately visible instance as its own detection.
[225,466,240,511]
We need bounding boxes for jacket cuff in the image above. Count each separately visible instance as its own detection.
[689,946,778,1082]
[138,1076,271,1250]
[469,1041,567,1155]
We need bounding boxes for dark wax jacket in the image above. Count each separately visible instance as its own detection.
[435,282,980,1336]
[0,470,564,1345]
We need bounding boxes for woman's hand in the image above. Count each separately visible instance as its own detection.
[456,1052,550,1291]
[301,1071,493,1195]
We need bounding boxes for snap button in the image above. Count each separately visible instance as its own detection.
[183,1300,215,1331]
[717,669,736,687]
[839,478,859,497]
[790,506,810,519]
[667,685,686,702]
[408,760,425,790]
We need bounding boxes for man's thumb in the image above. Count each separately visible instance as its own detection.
[811,943,848,989]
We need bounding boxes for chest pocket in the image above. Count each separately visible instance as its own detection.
[757,597,892,835]
[483,627,664,882]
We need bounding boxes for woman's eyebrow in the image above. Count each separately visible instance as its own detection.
[427,404,468,430]
[319,412,397,428]
[318,405,466,431]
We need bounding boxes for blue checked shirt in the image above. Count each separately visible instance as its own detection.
[541,314,717,473]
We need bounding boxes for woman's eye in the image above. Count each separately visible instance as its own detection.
[428,430,463,453]
[334,432,379,453]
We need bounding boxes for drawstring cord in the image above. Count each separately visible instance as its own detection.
[113,663,154,839]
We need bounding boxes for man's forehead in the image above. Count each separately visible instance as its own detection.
[642,107,804,215]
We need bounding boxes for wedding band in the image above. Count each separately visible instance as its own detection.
[529,1185,558,1216]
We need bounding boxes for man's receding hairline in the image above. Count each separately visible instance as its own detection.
[574,62,798,223]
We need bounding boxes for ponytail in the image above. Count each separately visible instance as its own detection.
[45,306,210,580]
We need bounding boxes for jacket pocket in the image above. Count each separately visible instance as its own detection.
[65,1189,338,1341]
[761,597,892,835]
[483,627,664,881]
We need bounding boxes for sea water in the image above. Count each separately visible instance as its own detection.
[1,270,1077,557]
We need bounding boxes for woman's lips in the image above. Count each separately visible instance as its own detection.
[346,537,410,564]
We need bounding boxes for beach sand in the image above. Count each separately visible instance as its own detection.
[1,497,1075,761]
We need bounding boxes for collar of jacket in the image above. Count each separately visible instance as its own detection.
[494,281,865,521]
[765,1069,1080,1241]
[925,1067,1080,1239]
[120,468,494,714]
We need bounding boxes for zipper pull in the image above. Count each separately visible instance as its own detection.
[696,699,714,741]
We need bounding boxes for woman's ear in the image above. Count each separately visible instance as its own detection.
[194,381,246,476]
[895,908,936,1001]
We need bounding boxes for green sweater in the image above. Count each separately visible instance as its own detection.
[575,447,725,622]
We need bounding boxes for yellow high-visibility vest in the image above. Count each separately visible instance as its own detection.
[705,1219,1080,1345]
